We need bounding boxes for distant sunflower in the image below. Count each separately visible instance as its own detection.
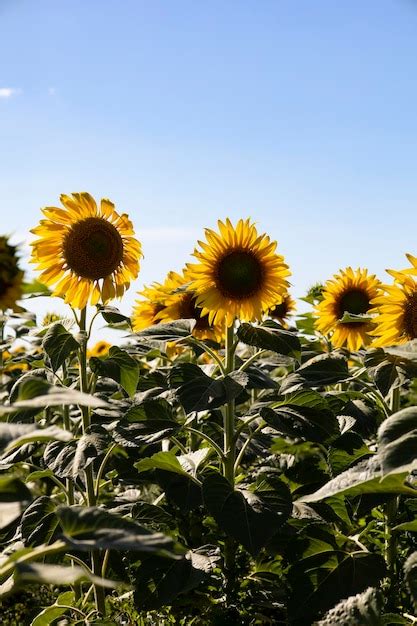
[31,193,142,310]
[187,218,290,325]
[131,281,169,332]
[0,236,24,311]
[370,273,417,346]
[158,270,223,341]
[88,340,112,359]
[315,267,381,352]
[267,293,296,327]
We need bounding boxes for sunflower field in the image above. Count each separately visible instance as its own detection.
[3,193,417,625]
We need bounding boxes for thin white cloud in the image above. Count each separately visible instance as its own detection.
[0,87,21,99]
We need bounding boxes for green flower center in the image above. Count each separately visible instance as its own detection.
[63,217,124,280]
[216,250,264,300]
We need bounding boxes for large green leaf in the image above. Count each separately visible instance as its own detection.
[237,321,300,357]
[202,473,285,556]
[134,548,219,610]
[20,496,59,547]
[90,346,139,397]
[31,591,75,626]
[169,363,246,413]
[134,319,195,342]
[261,404,339,442]
[42,323,80,372]
[0,476,32,529]
[299,456,417,502]
[4,377,109,411]
[288,551,386,622]
[282,353,349,392]
[135,451,205,483]
[56,506,174,553]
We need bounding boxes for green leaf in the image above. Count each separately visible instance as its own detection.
[113,420,180,447]
[43,441,76,478]
[3,425,72,452]
[0,476,32,529]
[168,363,246,413]
[202,472,284,556]
[296,353,349,386]
[90,346,139,396]
[131,502,176,532]
[338,312,373,324]
[237,321,300,357]
[4,376,109,411]
[261,404,339,443]
[378,407,417,447]
[21,279,52,297]
[31,591,75,626]
[299,456,417,502]
[373,360,406,398]
[288,551,386,622]
[404,552,417,611]
[72,429,108,477]
[315,586,382,626]
[134,549,219,610]
[135,451,197,481]
[97,304,131,325]
[134,319,196,342]
[42,323,80,372]
[20,496,58,546]
[14,562,116,587]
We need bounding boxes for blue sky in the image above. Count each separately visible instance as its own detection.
[1,0,417,324]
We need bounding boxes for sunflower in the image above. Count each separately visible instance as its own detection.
[315,267,381,352]
[267,293,296,327]
[88,340,112,359]
[30,193,142,310]
[187,218,290,325]
[131,281,170,332]
[370,272,417,346]
[0,236,24,311]
[158,270,223,341]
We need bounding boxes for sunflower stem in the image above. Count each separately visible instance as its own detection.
[223,320,237,596]
[384,384,401,605]
[77,306,106,617]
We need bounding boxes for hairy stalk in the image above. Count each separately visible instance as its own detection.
[77,307,106,616]
[223,321,237,594]
[385,385,401,604]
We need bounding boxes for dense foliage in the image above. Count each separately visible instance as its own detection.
[1,300,417,625]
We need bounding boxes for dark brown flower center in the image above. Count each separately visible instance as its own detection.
[336,288,370,323]
[216,250,264,300]
[63,217,124,280]
[404,293,417,339]
[178,293,211,331]
[270,298,290,320]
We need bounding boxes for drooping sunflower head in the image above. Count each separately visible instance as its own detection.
[131,280,170,332]
[315,267,382,352]
[0,236,24,312]
[30,193,142,310]
[370,272,417,347]
[267,293,296,327]
[187,218,291,325]
[157,270,223,342]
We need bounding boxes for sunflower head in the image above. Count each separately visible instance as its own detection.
[157,270,223,342]
[267,293,296,327]
[187,218,290,325]
[87,340,112,359]
[30,193,142,310]
[131,280,171,332]
[370,271,417,347]
[315,267,381,352]
[0,236,24,312]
